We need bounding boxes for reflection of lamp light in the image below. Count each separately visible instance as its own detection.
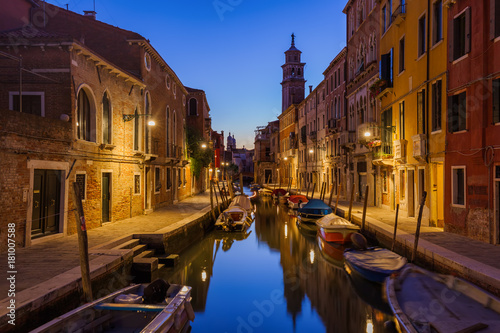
[309,249,315,264]
[284,224,288,238]
[209,169,213,172]
[364,131,371,137]
[201,270,207,282]
[366,319,373,333]
[217,169,220,173]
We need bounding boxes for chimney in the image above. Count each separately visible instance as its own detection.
[309,85,313,93]
[83,11,97,20]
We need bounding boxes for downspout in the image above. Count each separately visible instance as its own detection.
[425,0,431,219]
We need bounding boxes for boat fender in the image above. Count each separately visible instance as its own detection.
[186,298,196,321]
[114,293,143,304]
[143,279,170,304]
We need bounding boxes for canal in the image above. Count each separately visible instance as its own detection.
[161,190,395,333]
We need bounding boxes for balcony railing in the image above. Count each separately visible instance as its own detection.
[373,142,393,159]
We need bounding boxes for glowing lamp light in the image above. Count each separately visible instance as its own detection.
[209,168,213,172]
[309,148,314,154]
[364,131,371,137]
[148,120,156,126]
[201,270,207,282]
[217,169,220,173]
[284,157,288,161]
[201,143,207,149]
[309,249,315,264]
[366,319,373,333]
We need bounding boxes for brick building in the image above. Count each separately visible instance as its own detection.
[0,1,200,251]
[254,121,279,184]
[445,0,500,244]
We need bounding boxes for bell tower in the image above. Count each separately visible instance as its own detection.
[281,33,306,111]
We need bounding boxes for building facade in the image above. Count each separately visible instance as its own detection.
[254,121,279,184]
[445,0,500,243]
[0,2,203,251]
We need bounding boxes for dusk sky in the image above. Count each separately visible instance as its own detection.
[46,0,347,148]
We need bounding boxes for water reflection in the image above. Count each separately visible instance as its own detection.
[161,194,394,332]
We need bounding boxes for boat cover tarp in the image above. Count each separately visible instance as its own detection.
[271,189,287,196]
[344,248,406,275]
[230,195,253,211]
[288,195,309,204]
[298,199,333,215]
[316,213,360,230]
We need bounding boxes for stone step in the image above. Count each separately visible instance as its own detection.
[155,254,179,267]
[131,244,148,256]
[157,264,166,271]
[114,239,140,250]
[132,257,158,273]
[134,250,155,259]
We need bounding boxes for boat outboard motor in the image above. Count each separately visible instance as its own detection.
[143,279,170,304]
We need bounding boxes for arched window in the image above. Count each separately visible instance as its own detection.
[189,98,197,116]
[77,88,95,142]
[133,107,140,151]
[102,92,111,144]
[334,98,338,119]
[173,111,177,150]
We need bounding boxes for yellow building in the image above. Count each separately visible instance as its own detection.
[375,0,447,226]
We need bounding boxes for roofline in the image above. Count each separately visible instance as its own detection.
[128,39,188,96]
[343,0,355,14]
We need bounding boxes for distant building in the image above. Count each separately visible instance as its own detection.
[226,132,236,151]
[281,33,306,111]
[254,121,280,184]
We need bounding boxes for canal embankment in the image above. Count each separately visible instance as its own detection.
[264,185,500,297]
[0,192,226,332]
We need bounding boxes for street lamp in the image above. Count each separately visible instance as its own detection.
[122,113,155,126]
[201,143,207,149]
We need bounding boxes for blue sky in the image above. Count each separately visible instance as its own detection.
[46,0,347,148]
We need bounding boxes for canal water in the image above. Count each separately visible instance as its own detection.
[161,190,395,333]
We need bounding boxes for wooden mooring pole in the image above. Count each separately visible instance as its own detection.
[209,181,215,220]
[240,174,244,196]
[348,181,355,222]
[311,183,316,199]
[361,185,369,232]
[71,182,93,302]
[334,183,341,214]
[412,191,428,263]
[213,182,220,216]
[328,184,334,207]
[305,183,310,199]
[391,204,400,252]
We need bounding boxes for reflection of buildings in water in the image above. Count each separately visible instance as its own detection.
[254,198,390,333]
[160,234,216,312]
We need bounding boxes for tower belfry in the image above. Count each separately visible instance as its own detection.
[281,33,306,111]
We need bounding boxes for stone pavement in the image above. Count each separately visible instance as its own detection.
[0,192,211,296]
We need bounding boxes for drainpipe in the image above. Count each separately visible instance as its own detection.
[425,0,431,218]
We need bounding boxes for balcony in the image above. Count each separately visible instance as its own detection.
[393,139,407,163]
[357,122,380,144]
[392,4,406,26]
[340,131,356,149]
[369,79,392,99]
[372,142,394,166]
[412,134,427,161]
[310,131,317,142]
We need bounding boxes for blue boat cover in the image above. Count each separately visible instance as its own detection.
[344,248,406,275]
[298,199,333,215]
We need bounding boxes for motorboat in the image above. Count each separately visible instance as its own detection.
[258,188,273,199]
[30,280,194,333]
[287,194,309,210]
[316,213,360,244]
[215,195,254,232]
[344,244,407,283]
[271,188,288,203]
[386,264,500,333]
[317,235,345,267]
[297,199,333,224]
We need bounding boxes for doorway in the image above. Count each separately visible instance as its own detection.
[102,173,111,223]
[32,169,61,238]
[496,180,499,244]
[408,169,415,217]
[145,167,151,210]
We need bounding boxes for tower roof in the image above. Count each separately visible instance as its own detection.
[286,33,301,53]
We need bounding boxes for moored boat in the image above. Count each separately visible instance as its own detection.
[316,213,360,244]
[287,194,309,209]
[215,195,254,232]
[344,241,407,283]
[271,188,287,203]
[317,235,345,267]
[297,199,333,224]
[386,264,500,333]
[30,280,194,333]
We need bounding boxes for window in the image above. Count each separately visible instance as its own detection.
[9,92,44,116]
[166,75,171,89]
[102,92,112,144]
[418,15,426,57]
[382,170,388,193]
[183,168,186,185]
[448,92,467,132]
[400,169,406,199]
[491,0,500,39]
[76,173,86,200]
[452,167,466,206]
[77,89,95,142]
[432,80,442,131]
[433,1,443,45]
[189,98,197,116]
[494,79,500,124]
[452,8,471,61]
[382,5,387,33]
[177,169,181,188]
[133,108,141,151]
[166,107,170,156]
[380,49,393,85]
[399,37,405,73]
[381,108,393,153]
[417,90,426,134]
[155,167,161,193]
[134,174,141,194]
[166,167,172,190]
[399,101,405,140]
[387,0,392,27]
